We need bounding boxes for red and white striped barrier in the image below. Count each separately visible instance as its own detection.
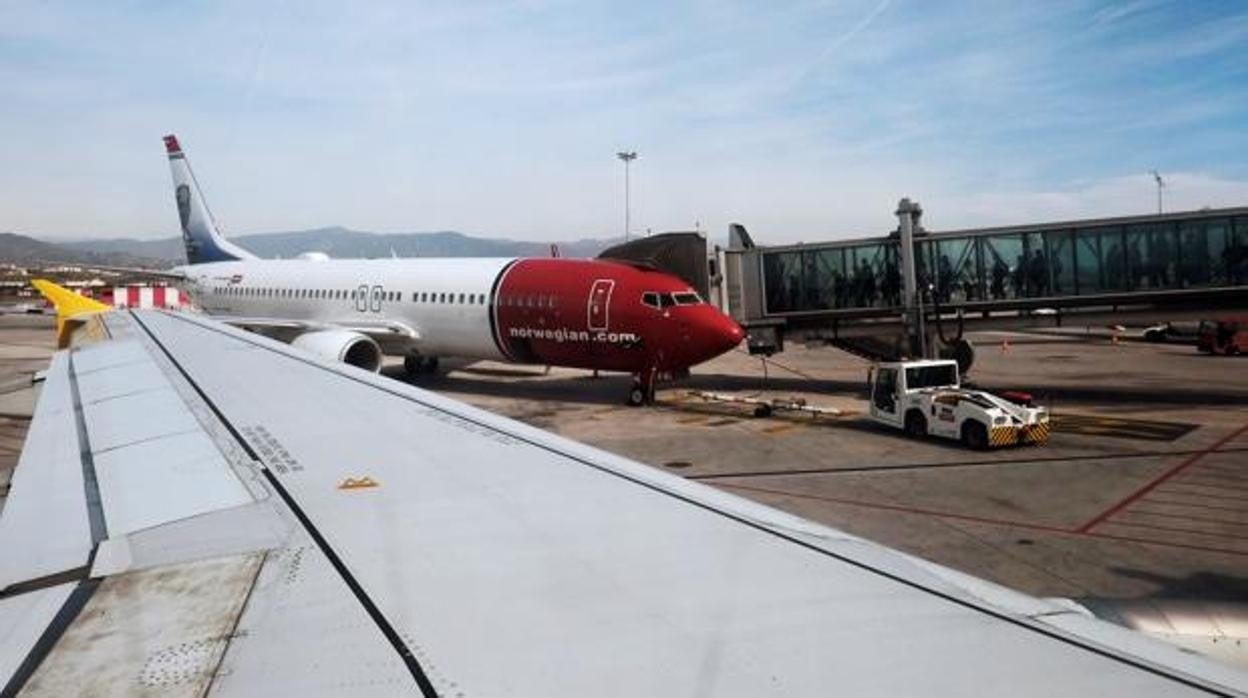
[100,286,189,309]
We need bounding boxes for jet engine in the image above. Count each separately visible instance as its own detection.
[291,330,382,372]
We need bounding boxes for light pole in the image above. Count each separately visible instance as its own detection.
[617,151,637,240]
[1150,170,1165,214]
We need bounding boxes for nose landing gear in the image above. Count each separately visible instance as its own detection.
[626,367,658,407]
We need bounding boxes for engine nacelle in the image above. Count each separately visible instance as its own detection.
[291,330,382,372]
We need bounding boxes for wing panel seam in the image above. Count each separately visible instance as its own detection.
[128,311,440,698]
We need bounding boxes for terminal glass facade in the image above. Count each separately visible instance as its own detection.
[761,211,1248,315]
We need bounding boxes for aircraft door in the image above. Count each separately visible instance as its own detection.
[871,367,901,424]
[587,279,614,332]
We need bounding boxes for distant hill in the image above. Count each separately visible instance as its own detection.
[57,227,619,265]
[0,232,168,267]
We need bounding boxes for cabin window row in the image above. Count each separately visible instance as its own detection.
[212,286,405,301]
[210,286,521,308]
[411,292,488,305]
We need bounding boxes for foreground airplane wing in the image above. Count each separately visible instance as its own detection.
[1,302,1245,696]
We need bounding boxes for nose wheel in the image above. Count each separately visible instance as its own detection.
[626,369,658,407]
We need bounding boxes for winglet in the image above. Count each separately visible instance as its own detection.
[31,279,112,348]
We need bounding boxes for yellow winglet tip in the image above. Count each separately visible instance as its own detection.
[30,279,111,315]
[30,279,112,347]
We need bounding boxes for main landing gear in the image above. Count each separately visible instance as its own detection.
[403,354,439,377]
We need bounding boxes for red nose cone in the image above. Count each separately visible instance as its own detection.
[720,318,745,352]
[694,314,743,364]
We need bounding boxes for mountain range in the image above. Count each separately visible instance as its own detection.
[0,227,621,268]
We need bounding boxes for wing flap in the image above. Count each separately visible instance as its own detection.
[72,336,254,538]
[0,352,93,591]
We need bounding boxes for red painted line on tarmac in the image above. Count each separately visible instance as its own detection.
[1076,422,1248,534]
[1092,519,1248,544]
[1080,531,1248,558]
[1154,486,1248,502]
[714,482,1248,558]
[1126,508,1248,529]
[1142,498,1248,515]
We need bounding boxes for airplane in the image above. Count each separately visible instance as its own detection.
[161,134,743,405]
[0,280,1243,696]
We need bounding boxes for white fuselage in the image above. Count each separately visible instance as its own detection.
[178,258,513,359]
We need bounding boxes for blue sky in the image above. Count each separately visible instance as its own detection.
[2,1,1247,243]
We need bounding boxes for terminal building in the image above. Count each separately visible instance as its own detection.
[710,204,1248,365]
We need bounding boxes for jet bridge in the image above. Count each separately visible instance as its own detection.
[714,203,1248,367]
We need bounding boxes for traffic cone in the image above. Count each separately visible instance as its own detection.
[1001,338,1011,354]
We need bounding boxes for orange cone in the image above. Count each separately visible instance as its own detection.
[1001,338,1011,353]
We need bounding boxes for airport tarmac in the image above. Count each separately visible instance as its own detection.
[391,328,1248,605]
[2,313,1244,607]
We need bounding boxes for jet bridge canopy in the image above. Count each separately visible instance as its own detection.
[755,207,1248,317]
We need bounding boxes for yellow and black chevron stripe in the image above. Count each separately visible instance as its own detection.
[989,426,1017,447]
[989,421,1050,447]
[1023,421,1051,444]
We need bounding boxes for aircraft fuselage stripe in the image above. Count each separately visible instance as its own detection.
[487,259,519,362]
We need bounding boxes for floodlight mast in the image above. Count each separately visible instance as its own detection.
[1150,170,1165,214]
[617,151,638,241]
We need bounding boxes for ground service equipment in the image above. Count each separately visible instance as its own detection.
[868,359,1050,448]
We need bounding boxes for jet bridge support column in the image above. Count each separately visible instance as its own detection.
[896,197,932,359]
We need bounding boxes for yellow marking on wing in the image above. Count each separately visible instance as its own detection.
[338,476,380,490]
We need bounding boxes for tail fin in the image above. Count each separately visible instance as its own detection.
[163,135,257,265]
[31,279,112,348]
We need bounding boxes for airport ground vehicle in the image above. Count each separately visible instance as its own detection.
[868,359,1049,448]
[1197,318,1248,355]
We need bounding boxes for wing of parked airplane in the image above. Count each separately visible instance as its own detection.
[219,315,420,340]
[1,285,1245,696]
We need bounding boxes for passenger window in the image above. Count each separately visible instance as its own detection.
[458,293,465,304]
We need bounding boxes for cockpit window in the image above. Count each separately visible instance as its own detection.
[643,291,696,308]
